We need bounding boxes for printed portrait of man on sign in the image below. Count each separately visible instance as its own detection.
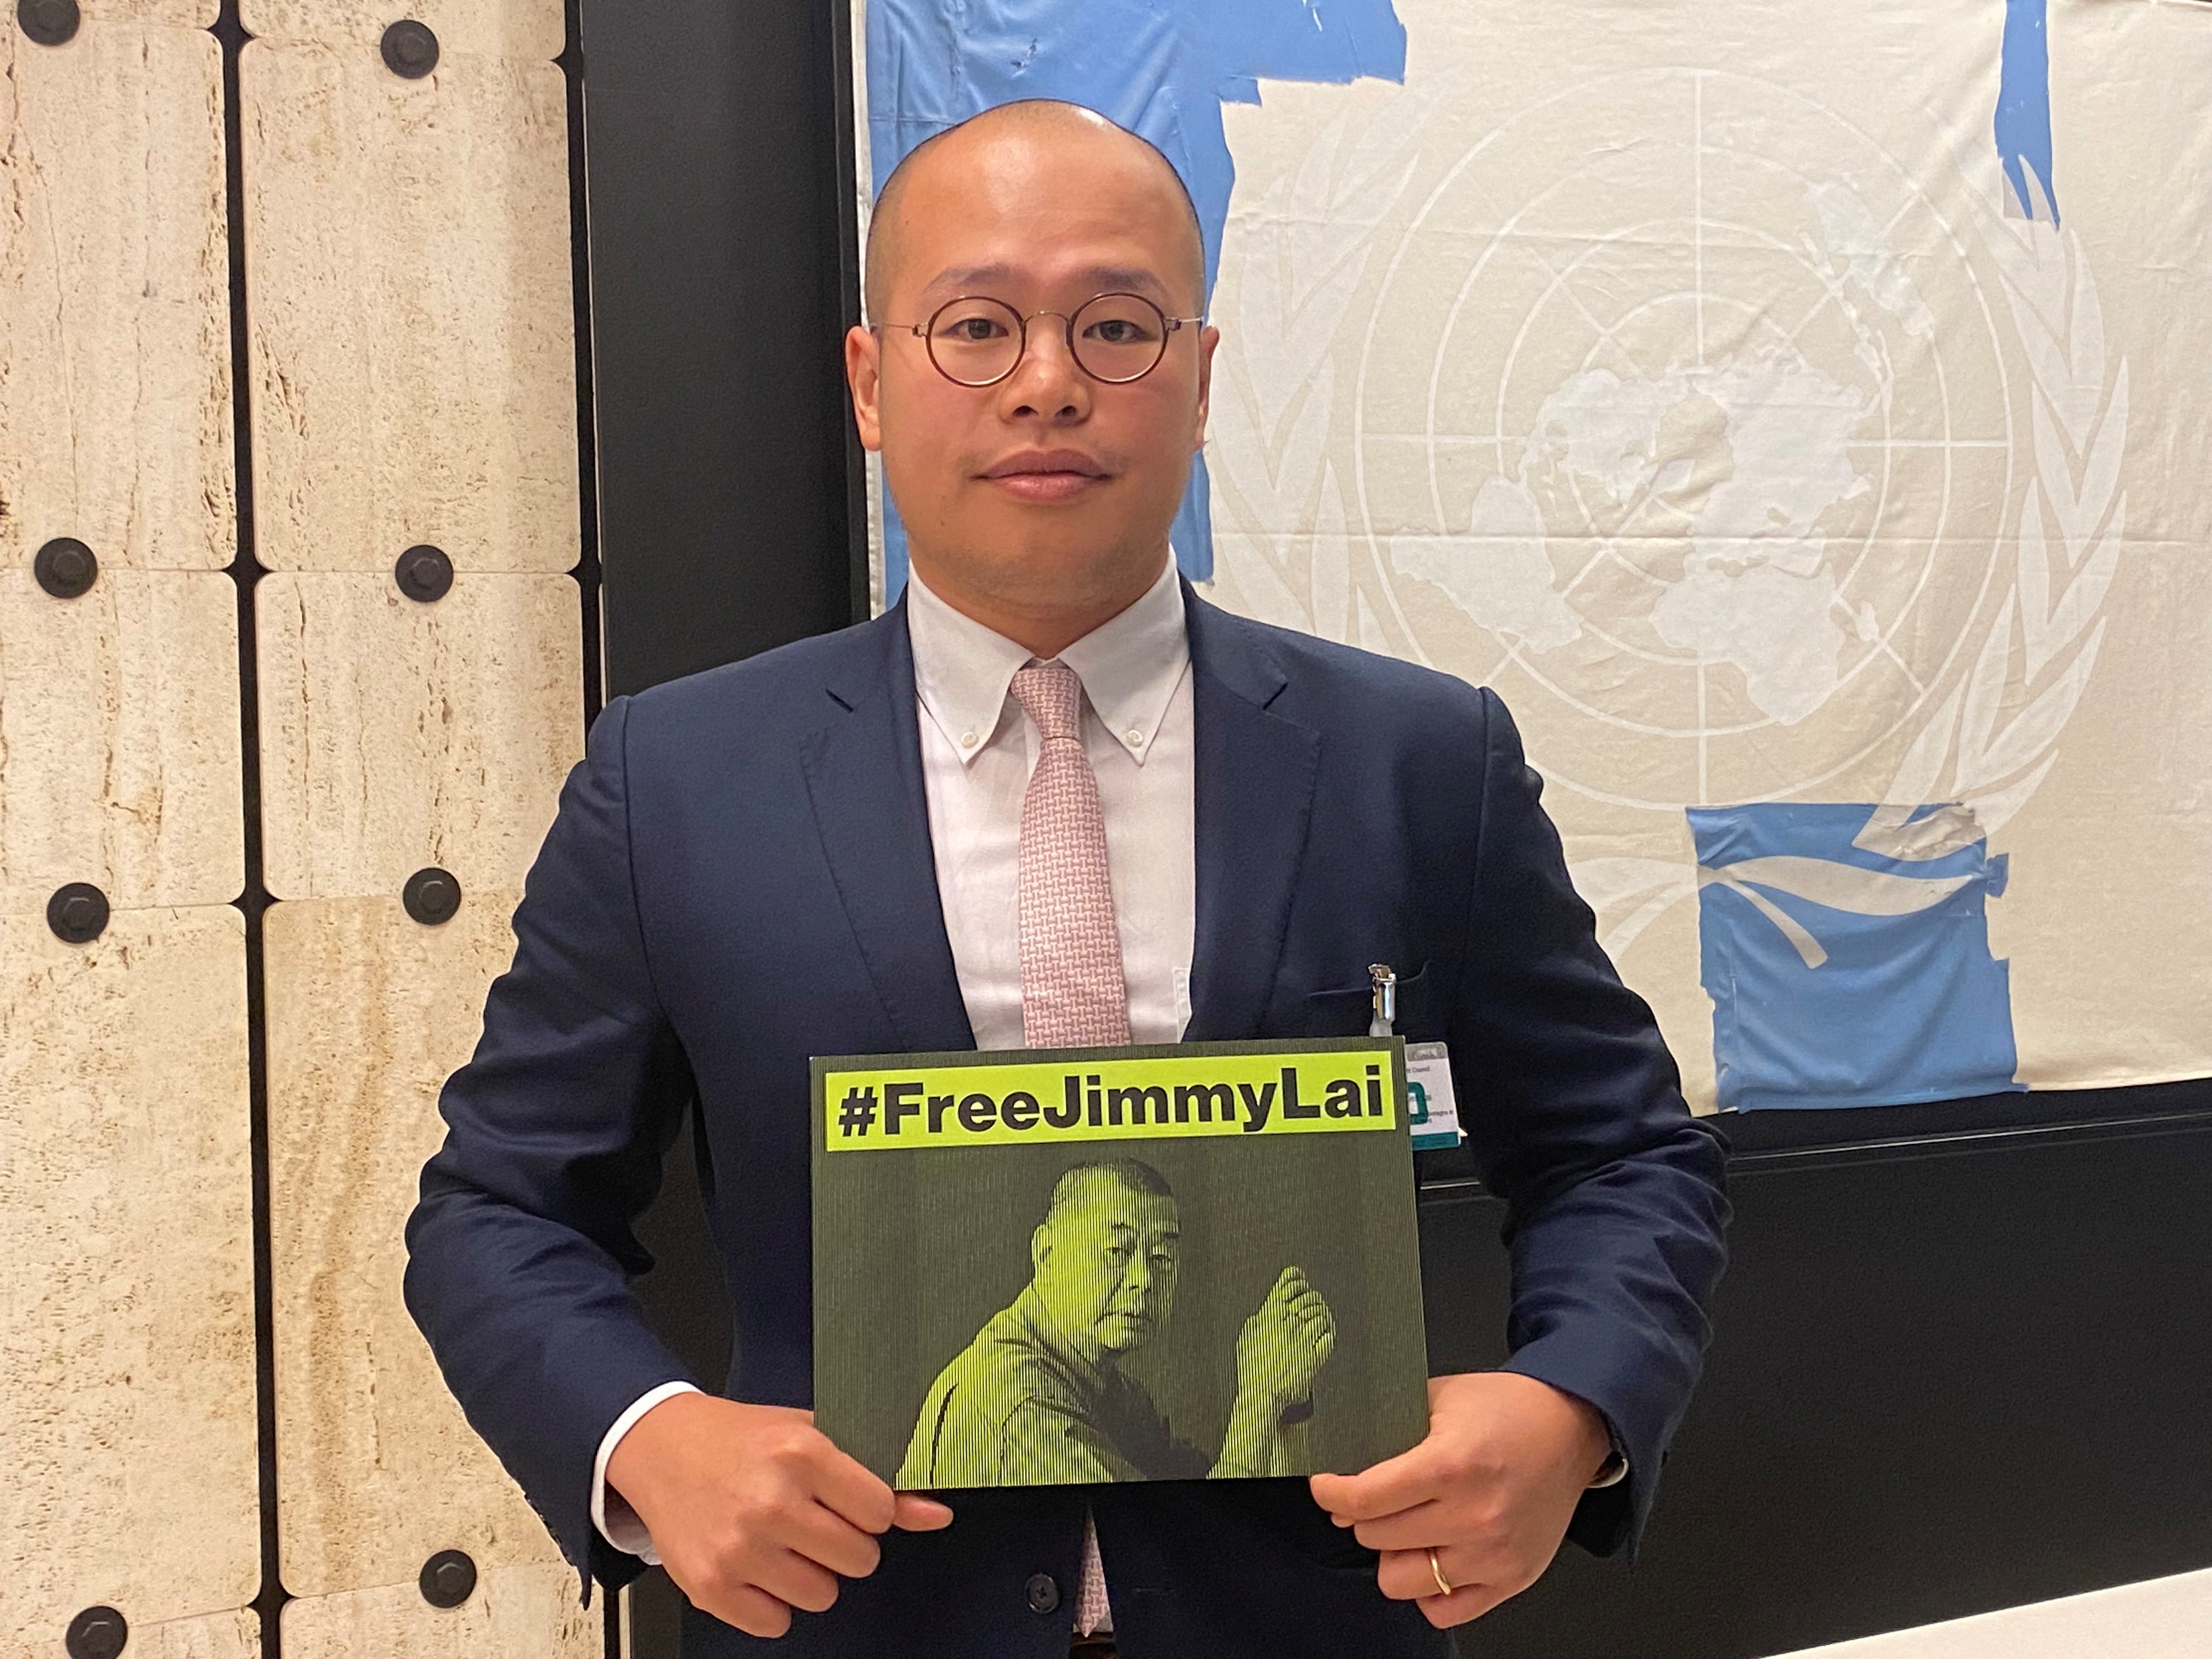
[896,1157,1338,1488]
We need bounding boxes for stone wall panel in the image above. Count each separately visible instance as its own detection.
[241,42,577,574]
[264,891,562,1599]
[281,1561,599,1658]
[255,572,581,902]
[0,908,257,1648]
[0,20,231,574]
[240,2,562,62]
[0,570,242,917]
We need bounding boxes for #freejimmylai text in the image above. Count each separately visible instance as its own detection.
[816,1042,1406,1153]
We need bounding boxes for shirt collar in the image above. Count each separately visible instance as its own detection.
[907,569,1034,763]
[906,557,1189,767]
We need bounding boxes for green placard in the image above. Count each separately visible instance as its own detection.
[811,1039,1431,1491]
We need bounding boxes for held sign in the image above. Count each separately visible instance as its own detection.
[816,1037,1406,1153]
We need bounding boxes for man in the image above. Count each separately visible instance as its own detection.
[405,100,1729,1658]
[897,1160,1336,1489]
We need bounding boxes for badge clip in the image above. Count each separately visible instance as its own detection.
[1368,963,1397,1038]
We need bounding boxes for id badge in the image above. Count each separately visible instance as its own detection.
[1405,1042,1464,1150]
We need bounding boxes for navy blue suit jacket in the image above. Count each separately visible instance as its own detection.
[405,589,1729,1657]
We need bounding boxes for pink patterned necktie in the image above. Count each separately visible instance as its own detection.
[1013,661,1133,1050]
[1010,659,1127,1636]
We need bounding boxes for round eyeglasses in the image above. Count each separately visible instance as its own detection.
[876,292,1204,387]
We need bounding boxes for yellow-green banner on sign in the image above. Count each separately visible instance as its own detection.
[818,1039,1403,1153]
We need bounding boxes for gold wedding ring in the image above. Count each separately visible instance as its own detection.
[1427,1547,1454,1598]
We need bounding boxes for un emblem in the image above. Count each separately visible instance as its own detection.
[1212,66,2124,1107]
[1357,70,2119,1107]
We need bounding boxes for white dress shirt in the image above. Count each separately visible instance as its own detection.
[592,557,1197,1562]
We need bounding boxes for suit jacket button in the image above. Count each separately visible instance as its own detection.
[1025,1572,1060,1615]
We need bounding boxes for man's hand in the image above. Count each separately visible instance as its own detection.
[1308,1372,1611,1629]
[1234,1266,1336,1406]
[605,1392,953,1637]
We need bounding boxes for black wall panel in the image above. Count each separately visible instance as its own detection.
[580,0,862,702]
[574,1,859,1650]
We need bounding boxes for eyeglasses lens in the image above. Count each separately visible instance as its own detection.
[1070,294,1169,383]
[926,297,1025,386]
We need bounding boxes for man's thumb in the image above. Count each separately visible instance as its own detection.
[892,1492,955,1531]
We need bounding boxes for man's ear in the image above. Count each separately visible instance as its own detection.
[1191,323,1220,453]
[845,324,884,452]
[1031,1224,1052,1276]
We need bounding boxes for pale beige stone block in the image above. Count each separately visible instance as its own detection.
[255,572,581,902]
[0,907,257,1648]
[0,20,232,573]
[144,1609,261,1659]
[240,2,563,62]
[0,570,242,917]
[241,42,578,574]
[10,1606,266,1659]
[281,1561,599,1658]
[266,893,568,1599]
[80,5,220,26]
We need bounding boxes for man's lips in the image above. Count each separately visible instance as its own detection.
[979,450,1111,502]
[981,448,1107,479]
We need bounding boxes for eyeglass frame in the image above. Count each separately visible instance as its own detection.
[871,291,1207,387]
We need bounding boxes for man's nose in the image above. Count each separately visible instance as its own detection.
[996,319,1091,421]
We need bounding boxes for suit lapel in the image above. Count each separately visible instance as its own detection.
[1182,589,1322,1042]
[798,605,976,1054]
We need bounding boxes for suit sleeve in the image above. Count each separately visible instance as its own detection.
[1449,689,1730,1559]
[403,694,703,1594]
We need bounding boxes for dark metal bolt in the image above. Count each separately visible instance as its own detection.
[16,0,80,48]
[65,1605,127,1659]
[393,543,454,603]
[380,19,439,78]
[34,536,98,599]
[419,1548,477,1608]
[402,867,461,926]
[47,883,109,945]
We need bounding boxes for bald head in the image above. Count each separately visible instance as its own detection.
[1042,1158,1175,1224]
[865,101,1205,319]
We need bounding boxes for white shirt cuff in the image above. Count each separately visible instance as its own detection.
[591,1380,703,1563]
[1588,1437,1629,1489]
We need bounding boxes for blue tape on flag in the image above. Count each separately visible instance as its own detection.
[1690,804,2024,1111]
[866,0,1408,597]
[1996,0,2060,224]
